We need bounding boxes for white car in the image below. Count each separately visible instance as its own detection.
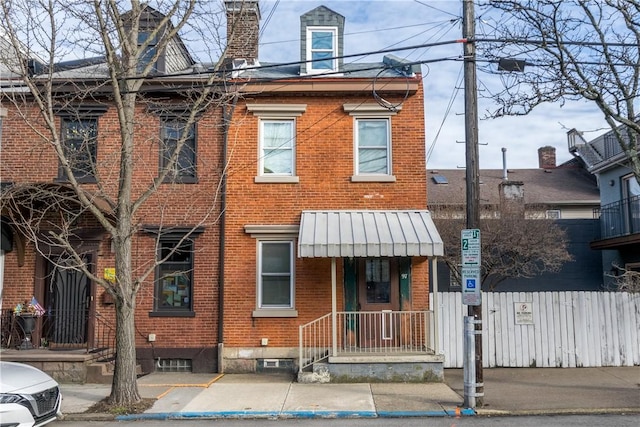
[0,361,62,427]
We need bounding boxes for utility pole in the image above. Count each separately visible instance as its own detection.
[463,0,483,407]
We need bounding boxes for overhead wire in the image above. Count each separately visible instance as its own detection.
[426,64,463,163]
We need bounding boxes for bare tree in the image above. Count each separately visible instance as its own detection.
[0,0,238,406]
[478,0,640,179]
[432,205,573,290]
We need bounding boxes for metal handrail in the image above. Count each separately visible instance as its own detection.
[299,310,434,373]
[0,308,115,354]
[598,195,640,239]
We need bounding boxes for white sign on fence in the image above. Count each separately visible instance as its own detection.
[515,302,534,324]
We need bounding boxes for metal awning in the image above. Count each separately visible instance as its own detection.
[298,210,444,258]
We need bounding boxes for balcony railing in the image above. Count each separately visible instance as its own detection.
[596,195,640,239]
[299,310,434,372]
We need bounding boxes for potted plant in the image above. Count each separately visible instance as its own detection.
[13,297,45,349]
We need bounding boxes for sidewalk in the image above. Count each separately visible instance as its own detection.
[60,367,640,421]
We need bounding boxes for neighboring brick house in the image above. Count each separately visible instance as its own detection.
[1,1,444,381]
[428,146,603,292]
[1,6,222,375]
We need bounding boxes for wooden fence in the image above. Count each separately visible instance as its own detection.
[432,291,640,368]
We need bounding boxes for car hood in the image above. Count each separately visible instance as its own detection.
[0,361,59,394]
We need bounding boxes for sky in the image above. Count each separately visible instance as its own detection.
[254,0,611,170]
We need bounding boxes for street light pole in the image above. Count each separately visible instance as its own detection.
[463,0,483,407]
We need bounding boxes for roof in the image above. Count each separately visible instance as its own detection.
[298,210,443,258]
[427,167,599,206]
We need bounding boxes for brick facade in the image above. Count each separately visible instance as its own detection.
[1,2,432,376]
[1,104,223,372]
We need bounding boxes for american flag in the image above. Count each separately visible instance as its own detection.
[31,296,46,316]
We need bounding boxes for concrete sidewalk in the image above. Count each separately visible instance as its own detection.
[60,367,640,421]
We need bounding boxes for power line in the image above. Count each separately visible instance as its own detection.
[413,0,460,18]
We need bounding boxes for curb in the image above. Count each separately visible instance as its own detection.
[475,407,640,417]
[63,407,640,421]
[114,409,476,421]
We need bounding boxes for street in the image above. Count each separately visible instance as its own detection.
[56,414,639,427]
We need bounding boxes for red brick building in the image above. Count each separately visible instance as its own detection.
[1,1,443,381]
[219,3,443,380]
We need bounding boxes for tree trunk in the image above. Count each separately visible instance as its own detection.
[108,231,141,404]
[109,293,141,404]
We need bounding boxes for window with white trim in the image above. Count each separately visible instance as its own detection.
[307,27,338,74]
[545,209,561,219]
[344,103,399,182]
[247,104,306,183]
[260,120,295,176]
[258,240,294,309]
[356,118,390,174]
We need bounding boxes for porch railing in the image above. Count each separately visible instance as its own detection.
[299,310,434,372]
[1,308,115,353]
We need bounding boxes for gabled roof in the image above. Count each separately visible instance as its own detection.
[427,165,599,207]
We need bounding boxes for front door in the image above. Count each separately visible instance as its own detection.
[42,254,93,348]
[357,258,399,347]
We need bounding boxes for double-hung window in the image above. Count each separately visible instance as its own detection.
[60,118,98,181]
[247,104,306,183]
[245,225,299,318]
[344,103,400,182]
[356,119,390,174]
[261,120,294,175]
[161,120,197,183]
[258,240,294,309]
[307,27,338,74]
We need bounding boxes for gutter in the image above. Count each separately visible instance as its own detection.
[218,94,238,372]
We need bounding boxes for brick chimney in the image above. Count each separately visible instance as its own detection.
[538,146,556,169]
[225,1,260,62]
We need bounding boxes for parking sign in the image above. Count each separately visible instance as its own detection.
[461,229,481,305]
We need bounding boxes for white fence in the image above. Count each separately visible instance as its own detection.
[432,291,640,368]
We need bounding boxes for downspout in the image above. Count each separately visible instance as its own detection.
[218,94,238,373]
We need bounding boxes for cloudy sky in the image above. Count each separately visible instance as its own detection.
[254,0,610,170]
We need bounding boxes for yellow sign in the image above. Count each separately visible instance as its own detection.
[104,268,116,283]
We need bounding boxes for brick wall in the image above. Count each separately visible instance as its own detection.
[223,86,429,350]
[1,102,223,368]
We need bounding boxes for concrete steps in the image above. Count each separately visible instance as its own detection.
[86,360,142,384]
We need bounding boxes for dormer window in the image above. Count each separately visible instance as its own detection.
[138,31,159,73]
[300,6,344,76]
[307,27,337,74]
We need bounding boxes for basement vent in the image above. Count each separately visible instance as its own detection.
[263,359,280,368]
[157,358,192,372]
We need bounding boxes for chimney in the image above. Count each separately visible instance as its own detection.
[538,146,556,169]
[499,180,525,218]
[225,1,261,62]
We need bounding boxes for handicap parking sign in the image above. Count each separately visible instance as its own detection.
[462,267,481,306]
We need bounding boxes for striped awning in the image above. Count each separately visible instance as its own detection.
[298,210,443,258]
